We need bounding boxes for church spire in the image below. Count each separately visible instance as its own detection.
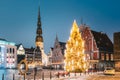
[35,6,43,48]
[55,34,59,42]
[37,6,41,29]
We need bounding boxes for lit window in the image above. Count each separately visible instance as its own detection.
[106,54,109,60]
[101,53,104,60]
[111,54,113,61]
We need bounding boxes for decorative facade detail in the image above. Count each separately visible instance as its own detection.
[25,47,42,68]
[80,24,114,71]
[51,35,66,69]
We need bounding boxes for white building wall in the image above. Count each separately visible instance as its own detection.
[0,40,17,68]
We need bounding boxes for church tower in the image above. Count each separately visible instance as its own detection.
[35,6,48,66]
[35,7,44,50]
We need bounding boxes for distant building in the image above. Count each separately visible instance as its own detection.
[47,48,53,66]
[35,7,48,66]
[16,44,25,64]
[80,24,114,71]
[25,47,42,67]
[114,32,120,71]
[0,38,17,68]
[51,35,66,69]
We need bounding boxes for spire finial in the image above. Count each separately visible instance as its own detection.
[55,34,59,42]
[37,5,41,28]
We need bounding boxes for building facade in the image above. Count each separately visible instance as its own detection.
[25,47,42,68]
[47,48,53,66]
[51,36,66,69]
[16,44,25,64]
[0,38,17,68]
[114,32,120,71]
[80,24,114,71]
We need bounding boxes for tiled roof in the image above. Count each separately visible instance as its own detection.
[91,30,113,52]
[16,43,23,49]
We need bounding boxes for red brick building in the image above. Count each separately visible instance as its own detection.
[114,32,120,71]
[80,24,114,71]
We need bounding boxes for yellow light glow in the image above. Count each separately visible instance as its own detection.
[64,20,89,72]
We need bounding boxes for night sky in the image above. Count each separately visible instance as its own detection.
[0,0,120,53]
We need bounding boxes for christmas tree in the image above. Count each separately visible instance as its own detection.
[64,20,89,72]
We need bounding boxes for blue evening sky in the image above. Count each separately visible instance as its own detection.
[0,0,120,53]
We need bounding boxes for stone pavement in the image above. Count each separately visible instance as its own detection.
[24,71,97,80]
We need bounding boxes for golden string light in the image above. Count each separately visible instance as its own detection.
[64,20,89,72]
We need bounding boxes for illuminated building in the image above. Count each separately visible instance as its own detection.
[25,47,42,68]
[0,38,17,68]
[47,48,53,66]
[16,44,25,64]
[114,32,120,71]
[80,24,114,71]
[35,7,48,66]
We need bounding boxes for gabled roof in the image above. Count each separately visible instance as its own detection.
[0,38,6,41]
[16,43,23,49]
[59,42,66,55]
[91,30,113,52]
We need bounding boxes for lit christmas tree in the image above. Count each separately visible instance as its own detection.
[64,20,89,72]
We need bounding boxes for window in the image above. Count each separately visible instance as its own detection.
[93,53,97,60]
[101,53,104,60]
[111,54,113,61]
[7,48,9,53]
[13,48,14,54]
[10,48,12,53]
[106,54,109,61]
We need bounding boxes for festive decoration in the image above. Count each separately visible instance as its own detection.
[64,20,89,72]
[18,59,28,75]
